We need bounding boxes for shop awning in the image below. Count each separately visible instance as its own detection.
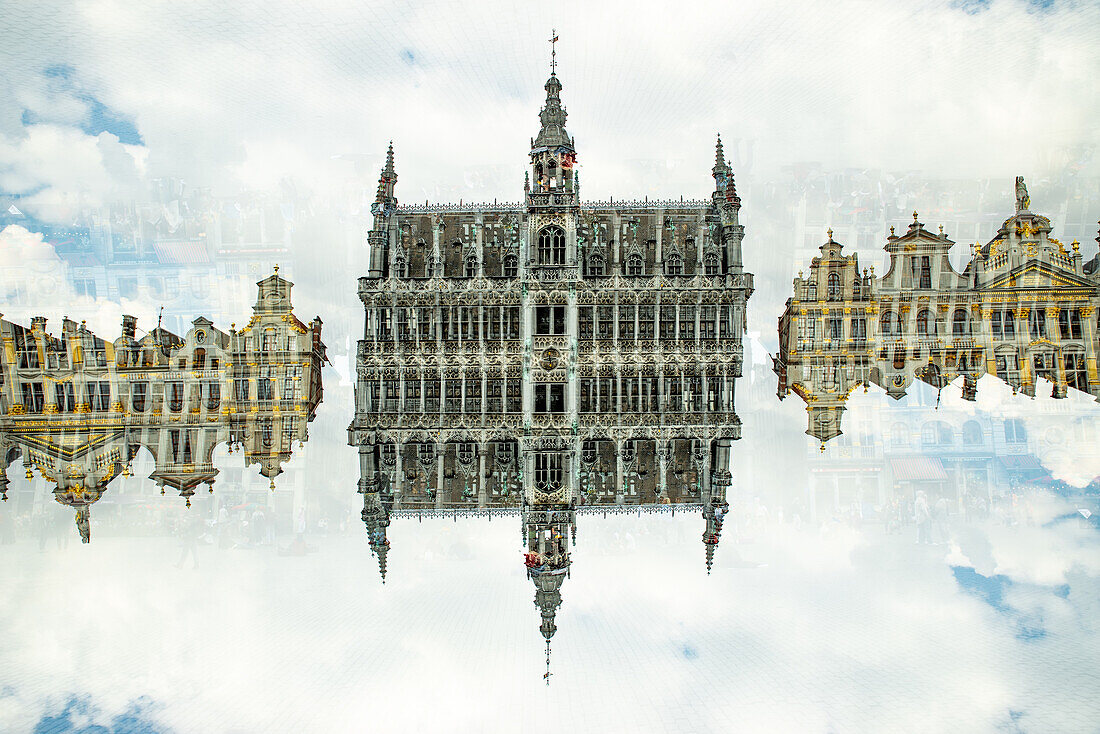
[153,240,211,265]
[889,457,949,482]
[999,455,1044,472]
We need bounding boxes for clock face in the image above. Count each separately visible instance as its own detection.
[540,348,561,371]
[195,330,206,344]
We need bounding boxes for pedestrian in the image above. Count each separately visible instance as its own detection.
[914,491,931,544]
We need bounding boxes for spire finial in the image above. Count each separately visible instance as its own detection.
[827,228,834,241]
[549,29,558,75]
[712,133,730,180]
[913,210,919,223]
[544,639,553,685]
[273,263,279,275]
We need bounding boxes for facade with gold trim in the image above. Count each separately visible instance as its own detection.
[775,179,1100,444]
[0,271,326,541]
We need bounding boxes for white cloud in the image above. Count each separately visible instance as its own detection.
[0,225,157,335]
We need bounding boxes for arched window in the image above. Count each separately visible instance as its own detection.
[962,420,983,446]
[916,309,934,336]
[827,272,842,300]
[952,309,969,336]
[665,253,683,275]
[586,254,605,277]
[502,254,517,279]
[703,254,719,276]
[626,254,644,276]
[922,421,953,446]
[464,256,478,278]
[537,226,566,265]
[880,311,900,336]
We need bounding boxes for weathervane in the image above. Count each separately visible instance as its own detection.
[549,29,558,74]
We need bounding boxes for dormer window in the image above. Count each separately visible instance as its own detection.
[827,272,841,300]
[665,254,683,275]
[394,257,408,279]
[703,254,719,276]
[464,256,478,278]
[626,254,644,276]
[586,254,605,277]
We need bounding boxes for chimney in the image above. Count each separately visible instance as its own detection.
[122,315,137,339]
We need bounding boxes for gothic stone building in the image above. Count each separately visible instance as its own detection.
[349,60,751,661]
[774,179,1100,444]
[0,271,326,541]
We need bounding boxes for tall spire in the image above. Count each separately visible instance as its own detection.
[533,34,573,151]
[712,133,730,180]
[374,141,397,206]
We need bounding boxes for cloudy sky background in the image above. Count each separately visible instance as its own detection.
[1,2,1100,730]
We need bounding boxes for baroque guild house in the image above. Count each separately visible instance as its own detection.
[0,271,327,541]
[774,179,1100,445]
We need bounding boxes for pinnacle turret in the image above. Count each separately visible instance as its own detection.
[374,141,397,206]
[712,134,730,180]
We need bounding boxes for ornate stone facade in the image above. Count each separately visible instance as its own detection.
[349,52,751,665]
[775,180,1100,444]
[0,271,327,540]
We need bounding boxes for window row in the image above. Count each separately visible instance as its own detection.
[577,376,732,413]
[578,305,737,341]
[361,378,523,414]
[370,306,522,342]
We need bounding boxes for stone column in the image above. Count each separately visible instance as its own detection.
[435,443,445,508]
[614,440,624,504]
[478,442,488,507]
[658,439,669,499]
[394,442,403,497]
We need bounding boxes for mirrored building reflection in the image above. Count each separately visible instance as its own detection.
[349,47,746,678]
[0,271,327,541]
[775,181,1100,444]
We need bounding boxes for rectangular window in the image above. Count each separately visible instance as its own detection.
[55,383,76,412]
[827,318,842,341]
[533,383,565,413]
[597,306,613,340]
[598,378,616,412]
[580,378,595,413]
[168,381,184,412]
[579,306,593,340]
[1028,309,1046,339]
[619,306,635,341]
[206,382,221,410]
[506,379,522,413]
[383,379,400,412]
[131,382,148,412]
[1005,419,1027,443]
[659,306,676,341]
[234,379,250,401]
[505,307,520,339]
[487,379,503,413]
[1060,308,1083,340]
[424,376,440,412]
[666,376,683,412]
[679,306,696,340]
[404,379,421,411]
[445,379,462,413]
[535,306,566,335]
[851,318,866,341]
[377,308,393,341]
[638,307,655,339]
[700,307,716,339]
[1066,353,1088,391]
[464,376,481,413]
[991,311,1002,339]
